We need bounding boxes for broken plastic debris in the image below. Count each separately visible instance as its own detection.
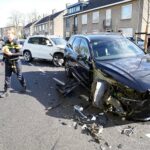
[73,122,78,129]
[91,116,96,121]
[74,105,87,119]
[121,126,135,136]
[82,124,88,130]
[98,126,104,135]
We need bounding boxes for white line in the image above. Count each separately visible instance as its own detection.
[38,68,46,73]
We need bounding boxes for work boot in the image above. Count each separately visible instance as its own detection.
[0,90,10,98]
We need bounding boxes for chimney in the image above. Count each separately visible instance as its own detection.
[52,9,56,14]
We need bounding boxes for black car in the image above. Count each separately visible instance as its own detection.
[64,33,150,121]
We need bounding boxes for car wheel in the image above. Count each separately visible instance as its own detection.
[23,51,32,62]
[52,53,64,67]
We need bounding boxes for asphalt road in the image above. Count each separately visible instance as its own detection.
[0,55,150,150]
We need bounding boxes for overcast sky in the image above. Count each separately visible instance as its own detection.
[0,0,78,27]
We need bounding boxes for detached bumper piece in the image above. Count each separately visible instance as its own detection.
[53,78,81,96]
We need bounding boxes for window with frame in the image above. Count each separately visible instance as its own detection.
[42,24,45,30]
[79,39,90,57]
[45,24,47,30]
[39,26,41,31]
[72,37,81,53]
[92,11,99,23]
[28,37,40,44]
[106,9,111,26]
[82,14,87,25]
[121,4,132,19]
[66,18,70,30]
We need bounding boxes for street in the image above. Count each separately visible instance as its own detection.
[0,55,150,150]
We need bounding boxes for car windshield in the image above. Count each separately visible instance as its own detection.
[51,38,66,45]
[91,37,144,61]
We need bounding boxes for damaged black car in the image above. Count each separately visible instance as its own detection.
[64,33,150,121]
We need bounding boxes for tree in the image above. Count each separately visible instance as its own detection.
[27,10,40,23]
[143,0,150,52]
[8,11,25,37]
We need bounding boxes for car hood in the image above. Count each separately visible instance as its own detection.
[56,45,66,49]
[95,55,150,92]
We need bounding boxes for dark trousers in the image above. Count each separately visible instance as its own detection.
[4,59,26,91]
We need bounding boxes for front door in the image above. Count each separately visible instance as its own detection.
[37,37,54,60]
[76,38,91,86]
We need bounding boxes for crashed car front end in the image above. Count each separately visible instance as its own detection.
[92,62,150,121]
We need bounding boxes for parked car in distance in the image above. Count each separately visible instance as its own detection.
[21,35,67,66]
[127,37,144,49]
[64,33,150,121]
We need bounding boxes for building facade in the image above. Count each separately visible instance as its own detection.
[64,0,147,39]
[33,10,65,37]
[23,21,37,38]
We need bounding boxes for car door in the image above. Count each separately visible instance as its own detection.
[37,37,55,60]
[68,37,82,75]
[76,38,91,85]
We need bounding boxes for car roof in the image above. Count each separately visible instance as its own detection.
[71,33,123,41]
[28,35,62,39]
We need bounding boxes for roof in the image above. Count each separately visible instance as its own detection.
[27,34,63,39]
[72,33,123,41]
[24,21,36,29]
[36,11,63,25]
[65,0,131,16]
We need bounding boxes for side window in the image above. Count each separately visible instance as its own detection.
[79,39,90,57]
[72,38,81,53]
[39,38,51,45]
[28,37,39,44]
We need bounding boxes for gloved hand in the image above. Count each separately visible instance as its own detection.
[2,46,12,56]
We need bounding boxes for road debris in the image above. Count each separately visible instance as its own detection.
[73,122,78,129]
[72,105,109,144]
[74,105,87,119]
[121,126,135,136]
[117,144,123,149]
[61,122,67,126]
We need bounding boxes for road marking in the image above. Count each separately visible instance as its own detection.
[38,68,46,73]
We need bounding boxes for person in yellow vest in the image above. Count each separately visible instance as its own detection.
[0,29,26,98]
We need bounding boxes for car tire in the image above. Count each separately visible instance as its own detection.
[23,51,32,62]
[52,53,64,67]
